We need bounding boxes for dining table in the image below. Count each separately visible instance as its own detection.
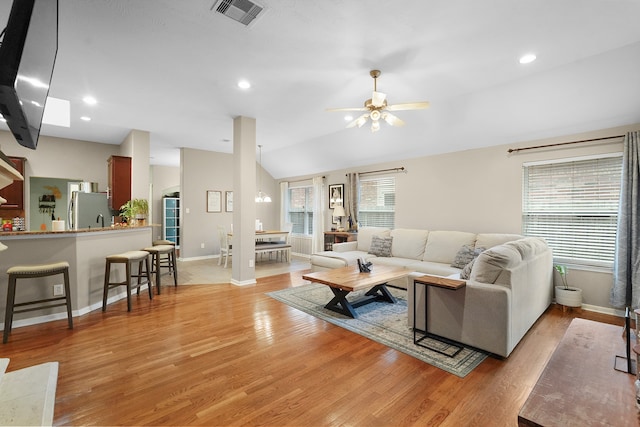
[227,230,291,262]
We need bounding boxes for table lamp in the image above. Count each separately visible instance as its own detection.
[333,205,346,231]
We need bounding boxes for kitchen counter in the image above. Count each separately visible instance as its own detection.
[0,226,153,328]
[0,225,154,240]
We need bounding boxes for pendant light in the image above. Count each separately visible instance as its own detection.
[255,144,271,203]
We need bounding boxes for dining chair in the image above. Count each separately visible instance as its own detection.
[218,225,232,268]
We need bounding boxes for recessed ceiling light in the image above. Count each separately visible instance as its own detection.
[519,53,537,64]
[80,116,91,121]
[344,115,353,122]
[83,96,97,105]
[237,80,251,89]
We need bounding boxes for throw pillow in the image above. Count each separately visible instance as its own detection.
[368,235,393,257]
[451,244,486,268]
[460,258,475,280]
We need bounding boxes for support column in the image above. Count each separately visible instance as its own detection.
[231,116,257,286]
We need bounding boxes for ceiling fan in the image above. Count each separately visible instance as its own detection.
[327,70,429,132]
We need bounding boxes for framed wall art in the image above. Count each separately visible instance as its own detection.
[207,190,221,213]
[329,184,344,209]
[225,191,233,212]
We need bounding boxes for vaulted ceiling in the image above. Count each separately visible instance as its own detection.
[2,0,640,178]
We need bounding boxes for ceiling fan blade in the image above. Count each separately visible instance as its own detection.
[326,107,368,112]
[346,113,369,128]
[371,91,386,107]
[382,112,405,127]
[386,101,430,111]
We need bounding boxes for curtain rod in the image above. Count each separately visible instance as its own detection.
[507,135,625,154]
[283,175,325,184]
[346,167,405,176]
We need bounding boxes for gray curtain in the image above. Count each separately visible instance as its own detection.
[345,172,359,230]
[611,131,640,309]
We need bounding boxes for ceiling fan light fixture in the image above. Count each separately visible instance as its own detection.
[327,69,429,132]
[356,115,368,128]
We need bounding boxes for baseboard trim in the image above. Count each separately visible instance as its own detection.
[179,255,217,262]
[230,278,257,286]
[580,303,626,318]
[0,286,149,331]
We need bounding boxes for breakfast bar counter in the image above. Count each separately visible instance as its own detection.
[0,226,153,328]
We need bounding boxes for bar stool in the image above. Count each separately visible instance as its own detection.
[102,251,152,312]
[143,244,178,294]
[3,261,73,344]
[152,239,178,275]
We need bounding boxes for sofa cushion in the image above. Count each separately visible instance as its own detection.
[368,235,393,257]
[450,244,485,268]
[423,231,477,264]
[310,250,374,268]
[370,256,416,268]
[505,237,548,260]
[356,227,391,252]
[475,233,522,249]
[390,229,429,260]
[470,244,522,284]
[406,260,462,277]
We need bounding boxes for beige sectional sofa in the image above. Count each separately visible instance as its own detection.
[310,227,553,357]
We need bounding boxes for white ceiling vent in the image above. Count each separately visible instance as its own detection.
[212,0,264,27]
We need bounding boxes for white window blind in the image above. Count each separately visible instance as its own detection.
[288,186,314,235]
[358,176,395,228]
[522,154,622,268]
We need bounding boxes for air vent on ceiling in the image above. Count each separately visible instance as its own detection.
[212,0,264,27]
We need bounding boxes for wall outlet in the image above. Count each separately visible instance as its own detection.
[249,259,254,268]
[53,284,64,296]
[186,208,190,214]
[201,243,205,248]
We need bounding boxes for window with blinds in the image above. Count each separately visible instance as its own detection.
[358,176,395,228]
[522,154,622,268]
[288,186,314,235]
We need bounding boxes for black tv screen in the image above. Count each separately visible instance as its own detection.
[0,0,58,149]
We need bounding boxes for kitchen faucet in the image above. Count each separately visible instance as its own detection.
[97,214,104,228]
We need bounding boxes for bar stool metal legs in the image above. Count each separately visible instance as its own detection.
[3,261,73,344]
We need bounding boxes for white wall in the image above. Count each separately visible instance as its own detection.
[179,147,279,259]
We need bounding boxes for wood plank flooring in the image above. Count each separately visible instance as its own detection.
[0,266,625,426]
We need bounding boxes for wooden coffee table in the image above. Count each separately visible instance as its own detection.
[302,265,409,318]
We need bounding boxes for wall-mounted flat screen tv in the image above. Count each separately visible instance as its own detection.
[0,0,58,149]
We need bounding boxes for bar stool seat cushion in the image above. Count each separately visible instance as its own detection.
[8,261,70,275]
[106,251,149,262]
[152,240,175,246]
[143,245,174,253]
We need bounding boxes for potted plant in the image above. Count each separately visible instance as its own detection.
[120,198,149,226]
[554,264,583,308]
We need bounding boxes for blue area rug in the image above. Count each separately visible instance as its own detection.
[267,283,487,377]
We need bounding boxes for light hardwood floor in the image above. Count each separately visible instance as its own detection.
[1,257,623,426]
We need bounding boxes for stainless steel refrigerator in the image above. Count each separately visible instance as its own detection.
[70,192,113,230]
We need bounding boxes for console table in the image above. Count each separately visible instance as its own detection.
[324,231,357,250]
[518,318,637,426]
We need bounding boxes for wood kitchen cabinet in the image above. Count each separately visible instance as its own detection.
[107,155,131,210]
[0,156,25,210]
